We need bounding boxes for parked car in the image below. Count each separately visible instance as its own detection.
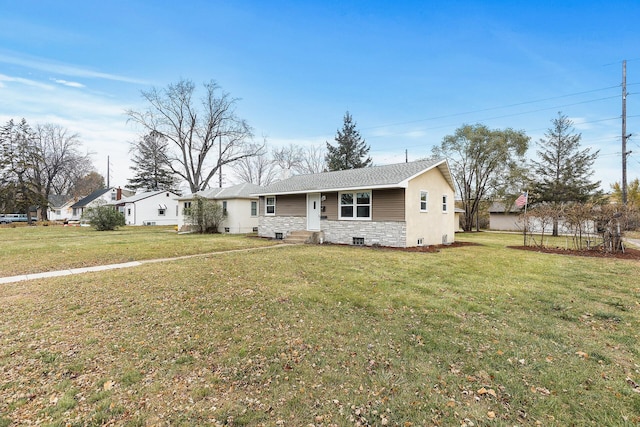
[0,214,29,224]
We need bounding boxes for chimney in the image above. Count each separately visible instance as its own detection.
[116,187,122,200]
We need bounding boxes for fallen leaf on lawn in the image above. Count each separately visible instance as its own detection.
[487,411,496,419]
[575,351,589,359]
[446,400,456,407]
[477,387,488,395]
[103,380,115,391]
[496,350,504,355]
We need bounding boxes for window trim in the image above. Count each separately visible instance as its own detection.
[420,190,428,212]
[265,196,276,216]
[250,200,258,217]
[338,190,372,221]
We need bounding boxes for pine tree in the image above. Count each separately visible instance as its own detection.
[325,111,372,171]
[127,131,179,192]
[531,112,601,235]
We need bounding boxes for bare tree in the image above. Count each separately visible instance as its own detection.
[272,143,303,171]
[295,144,327,175]
[126,79,259,193]
[31,124,94,219]
[233,143,278,186]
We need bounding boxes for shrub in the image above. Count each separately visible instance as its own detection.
[83,205,126,231]
[184,196,225,233]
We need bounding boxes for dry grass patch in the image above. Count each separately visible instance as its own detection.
[1,232,639,426]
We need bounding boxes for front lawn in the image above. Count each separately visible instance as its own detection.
[0,231,638,426]
[0,225,276,276]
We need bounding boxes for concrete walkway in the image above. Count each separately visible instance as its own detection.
[0,244,289,285]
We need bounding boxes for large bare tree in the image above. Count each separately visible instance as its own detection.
[32,124,93,219]
[126,79,258,193]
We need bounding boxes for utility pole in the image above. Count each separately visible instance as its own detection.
[622,60,628,205]
[219,134,223,188]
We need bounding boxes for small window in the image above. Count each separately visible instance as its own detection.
[253,227,258,232]
[158,208,166,216]
[251,201,257,216]
[442,195,448,213]
[127,208,131,216]
[417,238,424,246]
[352,237,365,246]
[183,201,192,215]
[420,191,428,212]
[275,232,284,240]
[224,227,230,233]
[222,201,228,215]
[266,197,276,215]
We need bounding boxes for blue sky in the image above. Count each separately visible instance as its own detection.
[1,0,639,190]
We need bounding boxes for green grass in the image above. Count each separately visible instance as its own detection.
[0,225,276,276]
[0,230,639,425]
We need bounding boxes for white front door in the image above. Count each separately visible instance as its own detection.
[307,193,321,231]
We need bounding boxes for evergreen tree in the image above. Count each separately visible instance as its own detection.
[530,112,601,235]
[127,131,178,192]
[325,111,372,171]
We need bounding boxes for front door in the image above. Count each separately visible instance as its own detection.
[307,193,321,231]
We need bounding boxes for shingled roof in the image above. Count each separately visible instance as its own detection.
[252,159,453,195]
[178,182,262,200]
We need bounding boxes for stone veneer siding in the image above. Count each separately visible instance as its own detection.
[259,216,306,239]
[259,215,407,247]
[321,219,407,247]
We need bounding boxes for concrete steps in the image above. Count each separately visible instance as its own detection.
[284,230,314,244]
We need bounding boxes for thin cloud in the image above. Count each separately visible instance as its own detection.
[51,78,85,88]
[0,51,149,85]
[0,73,54,90]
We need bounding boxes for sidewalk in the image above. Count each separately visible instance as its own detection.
[0,244,288,285]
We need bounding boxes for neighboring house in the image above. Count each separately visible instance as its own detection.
[488,202,523,231]
[69,187,133,221]
[252,159,456,248]
[177,182,261,233]
[488,202,596,234]
[112,190,181,226]
[47,195,76,221]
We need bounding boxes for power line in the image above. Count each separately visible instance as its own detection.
[361,85,622,131]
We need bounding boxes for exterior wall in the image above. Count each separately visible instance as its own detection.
[318,190,404,221]
[321,219,406,247]
[221,199,259,233]
[125,193,179,226]
[48,201,75,221]
[321,192,338,220]
[274,194,306,216]
[259,215,307,239]
[372,189,405,221]
[178,198,258,233]
[489,213,522,231]
[405,168,456,246]
[490,213,596,235]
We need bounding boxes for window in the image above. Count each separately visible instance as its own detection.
[265,197,276,215]
[127,208,131,216]
[442,195,448,212]
[222,201,228,215]
[352,237,365,246]
[158,208,166,216]
[251,201,257,216]
[420,191,428,212]
[339,191,371,220]
[183,201,192,215]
